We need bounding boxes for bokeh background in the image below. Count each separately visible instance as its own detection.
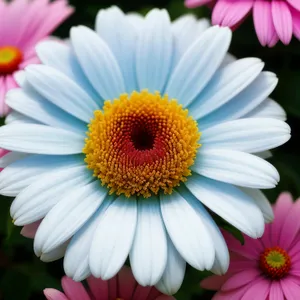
[0,0,299,299]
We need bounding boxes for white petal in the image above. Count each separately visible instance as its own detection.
[256,150,272,159]
[6,88,87,133]
[89,195,137,279]
[189,58,264,119]
[96,6,138,92]
[165,26,231,107]
[245,98,286,121]
[201,118,291,153]
[36,41,100,102]
[71,25,125,100]
[126,13,144,29]
[199,72,278,127]
[25,65,99,123]
[0,151,29,168]
[136,9,173,92]
[178,186,229,275]
[0,124,84,155]
[34,180,107,255]
[14,70,26,86]
[160,190,215,271]
[220,53,236,67]
[193,148,279,189]
[41,241,69,263]
[240,188,273,223]
[185,175,265,238]
[64,196,113,281]
[155,237,186,295]
[130,197,167,286]
[0,154,82,196]
[11,164,92,225]
[5,111,39,125]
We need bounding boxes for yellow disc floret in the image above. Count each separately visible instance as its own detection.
[83,90,201,198]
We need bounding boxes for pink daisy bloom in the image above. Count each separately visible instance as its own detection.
[44,267,175,300]
[201,192,300,299]
[0,0,74,116]
[185,0,300,47]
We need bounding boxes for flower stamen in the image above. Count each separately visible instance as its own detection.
[0,46,23,75]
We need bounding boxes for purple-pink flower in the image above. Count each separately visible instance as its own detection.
[44,267,175,300]
[201,192,300,299]
[0,0,74,117]
[185,0,300,47]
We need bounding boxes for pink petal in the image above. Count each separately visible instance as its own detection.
[117,266,136,299]
[20,220,42,239]
[289,238,300,259]
[145,287,163,300]
[221,269,261,292]
[43,288,68,300]
[0,76,10,117]
[213,282,254,300]
[260,223,272,249]
[253,0,277,47]
[155,296,175,300]
[108,275,117,300]
[86,276,108,300]
[132,286,152,300]
[269,281,284,300]
[271,192,294,245]
[287,0,300,11]
[291,5,300,39]
[185,0,212,9]
[278,199,300,249]
[240,277,270,300]
[0,149,9,158]
[271,0,293,45]
[61,276,90,300]
[200,274,231,290]
[290,260,300,277]
[281,277,300,300]
[212,0,253,28]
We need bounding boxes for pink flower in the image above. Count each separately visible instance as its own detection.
[0,0,74,116]
[0,148,9,171]
[201,192,300,299]
[21,220,41,239]
[185,0,300,47]
[44,267,175,300]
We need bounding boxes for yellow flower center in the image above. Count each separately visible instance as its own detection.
[259,246,291,279]
[83,90,200,198]
[0,46,23,75]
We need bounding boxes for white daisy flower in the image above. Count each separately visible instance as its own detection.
[0,6,290,295]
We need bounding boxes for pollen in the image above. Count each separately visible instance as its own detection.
[83,90,201,198]
[0,46,23,75]
[259,246,291,279]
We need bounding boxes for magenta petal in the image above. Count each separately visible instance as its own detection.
[61,276,90,300]
[240,278,270,300]
[269,281,284,300]
[287,0,300,12]
[155,296,175,300]
[212,0,253,28]
[272,0,293,44]
[86,276,108,300]
[185,0,212,9]
[200,275,230,291]
[253,0,278,47]
[221,269,260,292]
[20,220,42,239]
[132,286,152,300]
[43,288,68,300]
[0,76,10,117]
[117,266,136,299]
[291,6,300,39]
[281,277,300,300]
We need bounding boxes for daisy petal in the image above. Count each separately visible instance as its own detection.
[240,278,270,300]
[61,276,90,300]
[155,238,186,295]
[281,278,300,300]
[192,148,279,189]
[11,165,92,225]
[25,65,99,123]
[130,197,168,286]
[165,26,231,107]
[44,289,68,300]
[0,124,84,155]
[287,0,300,11]
[41,241,69,263]
[71,25,125,100]
[89,195,137,279]
[5,111,38,125]
[34,181,107,255]
[185,175,265,238]
[136,9,172,92]
[160,190,215,271]
[201,118,290,153]
[269,281,284,300]
[0,151,28,168]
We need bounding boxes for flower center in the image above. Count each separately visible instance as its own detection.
[259,246,291,279]
[0,46,23,75]
[83,90,200,198]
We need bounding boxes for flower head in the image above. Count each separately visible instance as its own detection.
[44,267,174,300]
[201,192,300,299]
[185,0,300,47]
[0,0,74,116]
[0,6,290,294]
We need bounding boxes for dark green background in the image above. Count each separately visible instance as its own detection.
[0,0,299,299]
